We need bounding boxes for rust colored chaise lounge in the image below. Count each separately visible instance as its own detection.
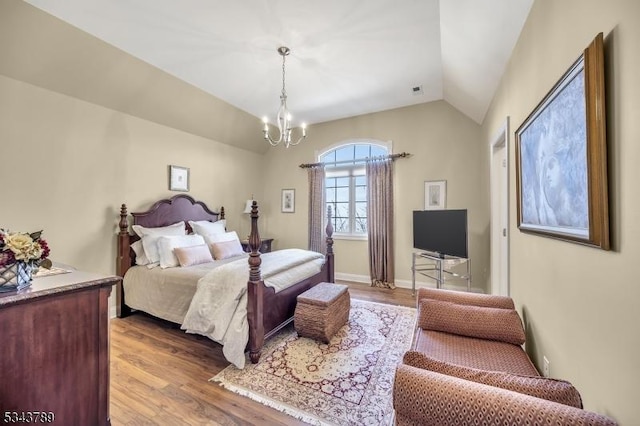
[393,287,617,426]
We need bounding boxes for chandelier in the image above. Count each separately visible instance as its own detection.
[262,46,307,148]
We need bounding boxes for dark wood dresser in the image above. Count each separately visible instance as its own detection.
[0,268,120,426]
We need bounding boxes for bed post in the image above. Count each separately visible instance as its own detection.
[247,200,265,364]
[116,204,132,317]
[325,205,335,282]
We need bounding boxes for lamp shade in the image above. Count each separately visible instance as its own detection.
[243,199,254,214]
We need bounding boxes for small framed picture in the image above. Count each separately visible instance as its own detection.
[169,165,190,192]
[281,189,295,213]
[424,180,446,210]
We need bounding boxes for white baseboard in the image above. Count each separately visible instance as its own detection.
[335,272,370,284]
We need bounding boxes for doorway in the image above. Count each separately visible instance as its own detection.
[490,118,510,296]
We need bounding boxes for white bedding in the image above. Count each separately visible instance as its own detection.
[181,248,325,369]
[122,255,245,324]
[123,248,325,368]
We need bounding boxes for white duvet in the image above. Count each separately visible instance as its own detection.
[181,248,325,369]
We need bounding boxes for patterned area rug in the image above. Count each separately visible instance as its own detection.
[211,299,416,426]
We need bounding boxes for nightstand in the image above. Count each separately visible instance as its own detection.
[241,238,274,253]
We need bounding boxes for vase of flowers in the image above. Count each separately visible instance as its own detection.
[0,229,51,292]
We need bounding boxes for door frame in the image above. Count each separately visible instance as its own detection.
[490,117,510,296]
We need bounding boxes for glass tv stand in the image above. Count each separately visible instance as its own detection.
[411,251,471,294]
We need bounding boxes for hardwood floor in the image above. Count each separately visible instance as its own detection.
[109,281,415,425]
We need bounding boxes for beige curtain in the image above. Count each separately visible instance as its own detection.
[367,159,395,289]
[308,165,326,253]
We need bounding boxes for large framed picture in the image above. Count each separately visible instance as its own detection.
[515,33,609,250]
[169,165,190,192]
[424,180,446,210]
[281,189,295,213]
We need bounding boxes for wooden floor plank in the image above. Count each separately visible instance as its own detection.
[110,281,415,425]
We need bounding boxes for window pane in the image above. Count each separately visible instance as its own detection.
[370,145,387,157]
[355,218,367,234]
[336,177,350,187]
[355,185,366,202]
[325,177,337,186]
[355,202,367,234]
[320,150,335,163]
[354,144,371,159]
[326,188,336,202]
[355,202,367,218]
[335,145,355,163]
[335,217,349,233]
[355,175,366,185]
[335,202,349,217]
[336,187,349,201]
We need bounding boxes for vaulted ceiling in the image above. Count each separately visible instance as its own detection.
[24,0,533,129]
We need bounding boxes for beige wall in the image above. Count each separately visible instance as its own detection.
[0,73,263,302]
[263,101,488,290]
[482,0,640,423]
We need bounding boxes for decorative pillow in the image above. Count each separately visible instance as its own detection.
[189,219,226,236]
[418,287,515,310]
[131,240,151,266]
[132,222,186,266]
[174,244,214,267]
[403,351,583,408]
[419,299,526,345]
[210,239,244,260]
[157,234,205,268]
[203,230,240,245]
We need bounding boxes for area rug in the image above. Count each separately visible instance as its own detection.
[211,299,416,426]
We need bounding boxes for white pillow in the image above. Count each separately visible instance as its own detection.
[157,234,206,269]
[131,240,151,266]
[132,221,186,266]
[189,219,226,236]
[203,230,240,246]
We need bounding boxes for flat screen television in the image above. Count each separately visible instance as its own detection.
[413,209,468,258]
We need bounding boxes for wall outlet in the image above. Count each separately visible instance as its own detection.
[543,356,550,377]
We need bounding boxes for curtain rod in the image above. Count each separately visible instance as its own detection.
[299,152,411,169]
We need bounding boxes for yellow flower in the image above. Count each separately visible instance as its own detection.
[5,233,38,261]
[25,241,43,260]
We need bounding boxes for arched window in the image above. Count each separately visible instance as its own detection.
[319,141,390,237]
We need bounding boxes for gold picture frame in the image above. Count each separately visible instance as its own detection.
[515,33,609,250]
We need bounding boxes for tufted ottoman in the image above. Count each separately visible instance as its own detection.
[294,282,350,343]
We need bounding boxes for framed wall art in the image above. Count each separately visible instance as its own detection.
[169,165,190,192]
[281,189,295,213]
[424,180,446,210]
[515,33,609,250]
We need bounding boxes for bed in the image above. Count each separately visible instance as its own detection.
[116,194,335,367]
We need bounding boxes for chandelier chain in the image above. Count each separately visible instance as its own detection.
[281,53,287,99]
